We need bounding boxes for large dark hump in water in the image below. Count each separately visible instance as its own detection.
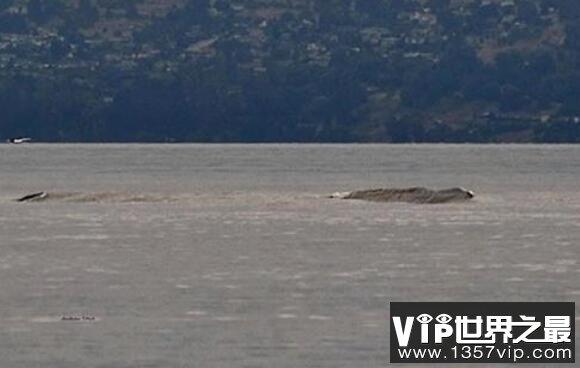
[342,187,474,204]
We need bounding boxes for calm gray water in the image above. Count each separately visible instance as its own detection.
[0,144,578,367]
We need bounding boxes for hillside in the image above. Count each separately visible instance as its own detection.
[1,0,580,142]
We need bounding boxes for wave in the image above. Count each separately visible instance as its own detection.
[15,191,175,203]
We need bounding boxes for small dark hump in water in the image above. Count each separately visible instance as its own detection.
[16,192,48,202]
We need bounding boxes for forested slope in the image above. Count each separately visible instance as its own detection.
[1,0,580,142]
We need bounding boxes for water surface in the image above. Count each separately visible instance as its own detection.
[0,144,578,367]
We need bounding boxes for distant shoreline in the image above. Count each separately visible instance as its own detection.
[3,141,580,145]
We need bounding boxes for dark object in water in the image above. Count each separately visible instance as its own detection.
[331,187,474,204]
[14,191,173,203]
[16,192,48,202]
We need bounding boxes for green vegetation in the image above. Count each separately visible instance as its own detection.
[1,0,580,142]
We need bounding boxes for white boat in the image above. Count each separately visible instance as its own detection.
[7,137,32,144]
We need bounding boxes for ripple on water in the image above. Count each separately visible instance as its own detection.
[308,315,332,321]
[277,314,297,319]
[186,310,208,316]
